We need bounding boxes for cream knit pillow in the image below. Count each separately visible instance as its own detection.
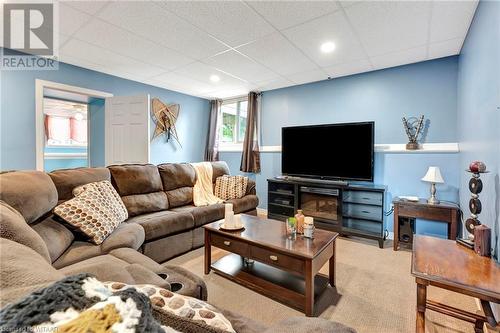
[54,180,128,245]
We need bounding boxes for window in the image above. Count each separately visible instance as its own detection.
[44,98,88,147]
[220,99,247,145]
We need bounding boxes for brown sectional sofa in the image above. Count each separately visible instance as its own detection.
[0,161,356,333]
[0,161,258,297]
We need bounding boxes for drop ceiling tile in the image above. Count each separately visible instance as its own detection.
[247,1,339,30]
[283,11,366,67]
[345,1,431,57]
[173,62,247,88]
[63,1,110,15]
[152,72,215,95]
[429,1,478,43]
[61,39,165,79]
[96,2,228,60]
[205,87,253,99]
[255,78,294,92]
[428,38,463,59]
[73,19,193,71]
[58,3,92,36]
[285,68,329,85]
[323,58,372,78]
[160,1,275,47]
[237,33,318,76]
[370,45,427,71]
[203,50,280,82]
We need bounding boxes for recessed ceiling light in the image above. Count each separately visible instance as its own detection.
[320,41,336,54]
[209,74,220,82]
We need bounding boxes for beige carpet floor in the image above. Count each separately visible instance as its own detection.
[168,236,479,333]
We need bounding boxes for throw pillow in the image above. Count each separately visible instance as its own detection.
[53,180,128,245]
[105,282,236,333]
[214,175,248,201]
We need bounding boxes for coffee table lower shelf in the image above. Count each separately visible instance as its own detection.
[211,253,330,314]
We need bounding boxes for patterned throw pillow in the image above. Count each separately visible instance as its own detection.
[54,180,128,245]
[105,282,236,333]
[214,175,248,201]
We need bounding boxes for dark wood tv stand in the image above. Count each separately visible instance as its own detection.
[268,177,387,248]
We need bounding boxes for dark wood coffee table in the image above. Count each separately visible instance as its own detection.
[204,214,338,316]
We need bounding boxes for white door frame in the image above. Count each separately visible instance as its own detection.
[35,79,113,171]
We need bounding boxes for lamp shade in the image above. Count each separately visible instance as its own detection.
[421,166,445,184]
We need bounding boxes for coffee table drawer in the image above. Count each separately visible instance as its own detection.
[250,246,304,273]
[211,234,249,257]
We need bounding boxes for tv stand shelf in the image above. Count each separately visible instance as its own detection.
[267,178,387,248]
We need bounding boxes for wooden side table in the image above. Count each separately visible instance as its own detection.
[393,198,460,251]
[412,236,500,333]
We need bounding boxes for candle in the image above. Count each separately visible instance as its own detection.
[234,214,242,227]
[225,203,233,215]
[225,211,234,228]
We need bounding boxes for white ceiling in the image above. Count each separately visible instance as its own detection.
[49,1,477,99]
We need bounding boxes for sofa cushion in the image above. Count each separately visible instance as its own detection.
[54,180,128,245]
[48,167,110,202]
[121,192,169,217]
[51,223,145,269]
[100,222,145,253]
[109,164,169,216]
[52,241,102,269]
[126,210,194,241]
[31,215,74,263]
[165,187,194,208]
[211,161,230,183]
[143,231,193,263]
[171,204,225,227]
[158,163,197,191]
[0,171,58,224]
[0,238,64,307]
[109,164,164,196]
[158,163,196,208]
[225,195,259,214]
[59,256,169,289]
[0,201,51,262]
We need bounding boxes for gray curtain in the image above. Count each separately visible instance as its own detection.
[240,92,261,173]
[205,99,222,161]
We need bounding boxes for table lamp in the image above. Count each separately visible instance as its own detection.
[422,166,444,204]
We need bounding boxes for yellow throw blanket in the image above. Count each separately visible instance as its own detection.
[191,162,223,206]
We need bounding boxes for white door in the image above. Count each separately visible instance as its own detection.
[105,94,150,165]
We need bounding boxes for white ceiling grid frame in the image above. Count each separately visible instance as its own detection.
[51,0,478,99]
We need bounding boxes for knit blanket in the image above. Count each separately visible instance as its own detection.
[0,274,176,333]
[190,162,223,206]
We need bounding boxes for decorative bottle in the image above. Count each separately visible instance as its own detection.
[295,209,305,234]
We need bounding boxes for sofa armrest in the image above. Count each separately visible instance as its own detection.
[246,179,256,195]
[264,317,356,333]
[100,222,145,253]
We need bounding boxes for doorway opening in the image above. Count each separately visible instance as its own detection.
[35,80,112,171]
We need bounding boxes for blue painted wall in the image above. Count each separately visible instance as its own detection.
[221,56,461,237]
[89,98,105,167]
[0,51,210,170]
[457,0,500,260]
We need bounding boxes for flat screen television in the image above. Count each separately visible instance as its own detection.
[281,122,374,181]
